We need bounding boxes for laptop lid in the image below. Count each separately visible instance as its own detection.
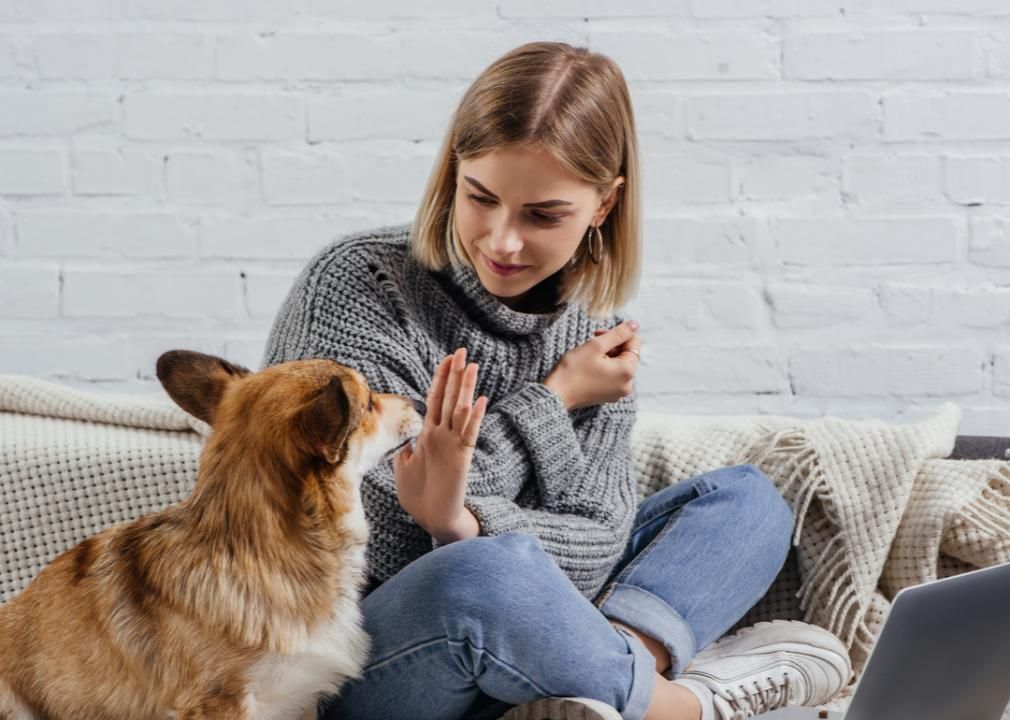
[844,561,1010,720]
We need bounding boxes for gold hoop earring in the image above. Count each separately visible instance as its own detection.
[587,224,603,265]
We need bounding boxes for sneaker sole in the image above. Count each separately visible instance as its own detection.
[499,697,622,720]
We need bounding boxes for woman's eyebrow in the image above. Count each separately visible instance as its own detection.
[463,175,574,208]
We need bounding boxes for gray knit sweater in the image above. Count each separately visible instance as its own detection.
[261,222,638,599]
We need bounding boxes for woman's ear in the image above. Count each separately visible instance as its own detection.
[155,350,251,425]
[593,175,625,227]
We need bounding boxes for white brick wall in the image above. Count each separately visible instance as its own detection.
[1,2,1009,435]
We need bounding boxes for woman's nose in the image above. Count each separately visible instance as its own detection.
[487,223,524,255]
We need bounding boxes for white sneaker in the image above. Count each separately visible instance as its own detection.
[497,696,621,720]
[670,619,852,720]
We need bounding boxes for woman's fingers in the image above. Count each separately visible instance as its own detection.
[426,355,452,427]
[461,395,487,448]
[451,362,478,431]
[441,348,466,425]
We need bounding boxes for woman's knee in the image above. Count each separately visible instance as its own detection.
[720,463,794,552]
[422,533,558,612]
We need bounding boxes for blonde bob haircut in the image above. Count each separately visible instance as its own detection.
[411,41,642,319]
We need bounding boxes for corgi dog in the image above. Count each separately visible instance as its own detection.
[0,350,425,720]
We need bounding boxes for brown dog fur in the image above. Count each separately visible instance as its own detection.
[0,351,424,720]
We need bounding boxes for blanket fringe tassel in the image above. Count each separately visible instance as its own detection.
[741,427,869,650]
[958,463,1010,541]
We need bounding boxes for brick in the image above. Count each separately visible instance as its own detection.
[969,217,1010,267]
[201,215,372,259]
[785,30,977,80]
[16,212,198,258]
[642,154,732,205]
[885,91,1010,141]
[880,284,1010,327]
[637,342,785,394]
[0,35,31,78]
[127,336,227,381]
[217,33,398,81]
[348,151,440,204]
[688,92,879,140]
[500,0,686,17]
[309,0,495,18]
[767,283,876,329]
[791,346,982,397]
[625,280,763,333]
[692,0,845,17]
[308,87,459,142]
[35,32,213,80]
[0,92,118,137]
[0,263,60,317]
[165,151,253,206]
[62,267,241,319]
[848,0,1010,14]
[739,154,840,202]
[932,288,1010,327]
[773,217,957,266]
[843,154,943,205]
[993,349,1010,397]
[261,151,351,206]
[945,156,1010,205]
[642,216,757,268]
[243,269,300,319]
[72,147,161,196]
[124,92,303,142]
[632,91,684,139]
[590,31,778,81]
[0,334,132,380]
[0,0,122,21]
[399,30,580,79]
[0,148,66,195]
[124,0,309,22]
[222,337,269,372]
[879,284,934,325]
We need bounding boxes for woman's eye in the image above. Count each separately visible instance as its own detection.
[467,194,562,225]
[533,212,563,225]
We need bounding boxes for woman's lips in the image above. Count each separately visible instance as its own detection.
[483,253,528,277]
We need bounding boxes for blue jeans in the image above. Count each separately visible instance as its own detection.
[317,463,794,720]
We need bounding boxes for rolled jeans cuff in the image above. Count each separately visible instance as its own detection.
[600,583,697,678]
[611,623,658,720]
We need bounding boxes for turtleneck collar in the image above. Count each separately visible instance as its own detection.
[438,257,574,336]
[398,226,575,338]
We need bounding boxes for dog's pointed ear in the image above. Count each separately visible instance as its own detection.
[156,350,251,425]
[299,376,356,466]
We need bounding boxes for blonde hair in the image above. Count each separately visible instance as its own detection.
[411,41,642,319]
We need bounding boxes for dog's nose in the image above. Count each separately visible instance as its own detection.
[412,399,427,417]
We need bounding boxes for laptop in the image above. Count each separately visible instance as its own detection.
[756,560,1010,720]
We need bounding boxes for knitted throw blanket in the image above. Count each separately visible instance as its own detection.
[3,375,1009,713]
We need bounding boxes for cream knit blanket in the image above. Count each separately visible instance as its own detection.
[2,375,1009,714]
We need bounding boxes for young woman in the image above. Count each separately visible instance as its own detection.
[263,41,850,720]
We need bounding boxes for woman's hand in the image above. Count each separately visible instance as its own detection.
[392,347,488,543]
[543,320,641,411]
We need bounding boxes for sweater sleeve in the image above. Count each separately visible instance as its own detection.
[261,234,638,594]
[462,389,639,599]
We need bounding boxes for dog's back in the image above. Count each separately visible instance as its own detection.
[0,351,424,720]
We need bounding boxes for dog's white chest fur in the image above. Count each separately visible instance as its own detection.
[242,507,371,720]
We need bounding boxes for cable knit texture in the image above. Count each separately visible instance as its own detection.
[260,222,638,599]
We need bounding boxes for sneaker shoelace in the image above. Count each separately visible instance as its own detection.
[715,670,794,719]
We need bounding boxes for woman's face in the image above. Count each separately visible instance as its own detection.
[453,144,623,311]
